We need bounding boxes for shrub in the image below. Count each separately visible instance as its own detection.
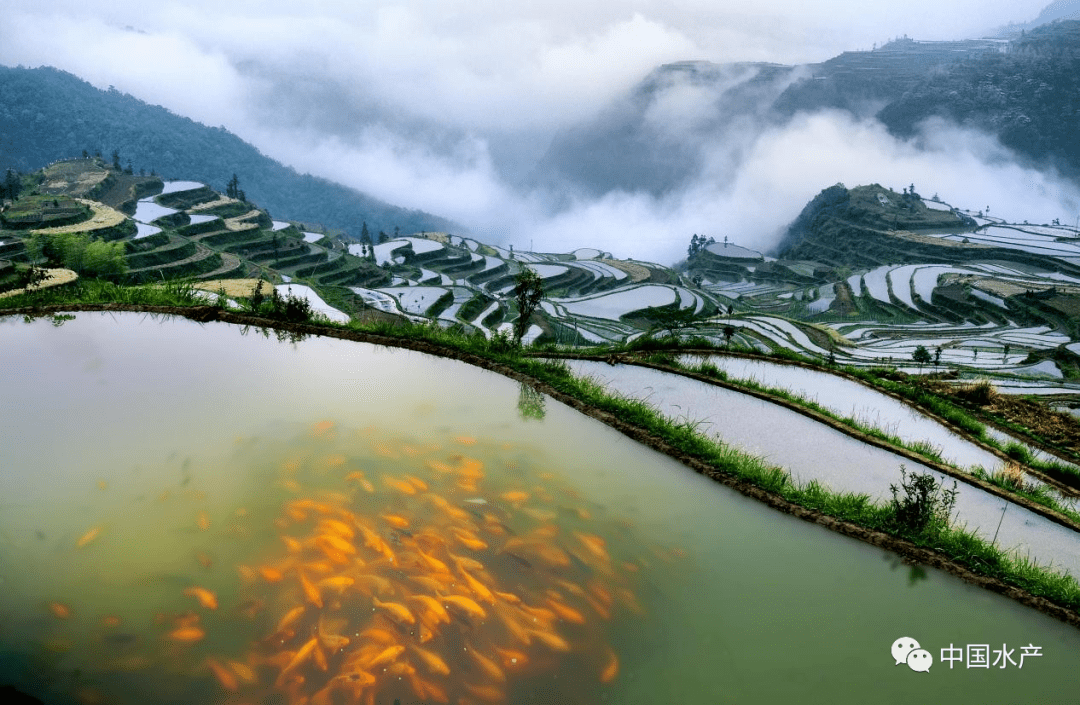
[889,466,958,537]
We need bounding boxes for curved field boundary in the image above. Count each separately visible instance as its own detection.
[541,351,1080,534]
[3,302,1079,632]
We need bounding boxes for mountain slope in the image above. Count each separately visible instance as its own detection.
[0,66,455,240]
[536,22,1080,197]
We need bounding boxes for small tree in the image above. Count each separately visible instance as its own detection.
[111,149,121,171]
[934,346,942,367]
[723,325,735,350]
[226,174,241,199]
[912,345,932,373]
[512,266,544,346]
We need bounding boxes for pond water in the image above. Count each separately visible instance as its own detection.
[676,354,1003,472]
[565,360,1080,577]
[1,313,1079,704]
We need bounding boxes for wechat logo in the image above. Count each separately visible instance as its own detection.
[892,636,933,672]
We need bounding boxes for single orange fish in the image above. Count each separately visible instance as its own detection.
[205,659,238,691]
[600,647,619,683]
[277,637,319,685]
[546,598,585,624]
[317,576,354,594]
[196,512,210,531]
[275,605,305,634]
[168,626,205,642]
[441,594,487,620]
[258,566,284,583]
[404,475,428,492]
[360,644,406,670]
[382,475,417,495]
[493,646,529,669]
[49,602,71,619]
[102,615,122,628]
[372,596,415,625]
[298,571,323,608]
[462,682,504,703]
[318,519,355,539]
[408,644,451,676]
[529,628,571,652]
[407,594,450,624]
[183,587,218,610]
[380,514,410,529]
[226,660,258,684]
[500,490,529,504]
[76,526,103,548]
[465,644,506,683]
[458,567,496,605]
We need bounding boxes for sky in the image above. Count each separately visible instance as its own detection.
[2,0,1075,263]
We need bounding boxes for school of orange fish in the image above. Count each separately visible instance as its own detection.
[58,420,664,705]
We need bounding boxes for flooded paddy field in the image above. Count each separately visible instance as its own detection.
[1,312,1079,704]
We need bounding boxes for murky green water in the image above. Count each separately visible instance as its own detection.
[1,312,1078,704]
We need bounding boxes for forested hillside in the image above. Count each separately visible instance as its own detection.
[0,66,455,240]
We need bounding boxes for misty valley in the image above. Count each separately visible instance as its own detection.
[3,10,1080,705]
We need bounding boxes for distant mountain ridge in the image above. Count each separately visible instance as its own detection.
[537,21,1080,197]
[0,66,455,241]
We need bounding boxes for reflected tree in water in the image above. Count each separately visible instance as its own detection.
[517,382,546,421]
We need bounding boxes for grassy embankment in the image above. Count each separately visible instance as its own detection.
[3,280,1080,626]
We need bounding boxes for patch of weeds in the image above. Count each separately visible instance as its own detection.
[889,466,958,538]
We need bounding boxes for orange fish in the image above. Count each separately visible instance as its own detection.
[493,646,529,669]
[426,460,454,474]
[358,644,406,670]
[275,605,305,634]
[382,475,417,495]
[344,471,366,483]
[168,626,205,642]
[441,594,487,620]
[454,436,477,446]
[450,527,488,552]
[315,533,356,555]
[277,637,319,684]
[358,627,397,644]
[546,598,585,624]
[259,566,284,583]
[600,647,619,683]
[298,571,323,608]
[359,478,375,493]
[49,603,71,619]
[102,615,122,628]
[458,567,496,605]
[205,659,238,691]
[317,576,354,594]
[318,519,355,539]
[380,514,410,529]
[416,548,450,574]
[465,644,506,683]
[372,596,415,625]
[196,512,210,531]
[195,552,214,568]
[575,532,610,562]
[281,536,303,553]
[462,682,504,703]
[404,475,428,492]
[500,490,529,504]
[227,660,258,684]
[183,587,218,610]
[529,628,571,652]
[76,526,103,548]
[409,644,451,676]
[407,594,451,624]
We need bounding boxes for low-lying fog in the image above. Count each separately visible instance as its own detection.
[3,0,1076,264]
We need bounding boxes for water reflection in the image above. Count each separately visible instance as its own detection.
[517,383,546,421]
